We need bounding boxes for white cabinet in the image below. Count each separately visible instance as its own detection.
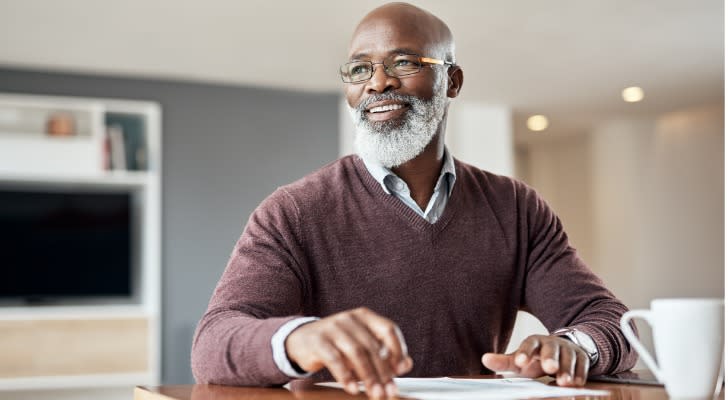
[0,93,162,393]
[0,96,105,175]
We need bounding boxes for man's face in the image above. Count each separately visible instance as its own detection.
[345,19,449,167]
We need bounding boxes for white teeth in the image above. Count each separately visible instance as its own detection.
[369,104,404,113]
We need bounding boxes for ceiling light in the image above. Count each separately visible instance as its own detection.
[622,86,644,102]
[526,115,549,132]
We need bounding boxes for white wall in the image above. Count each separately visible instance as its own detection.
[643,105,724,299]
[339,98,355,156]
[591,105,724,307]
[520,103,724,306]
[445,102,514,176]
[518,102,724,360]
[590,118,657,305]
[520,134,594,266]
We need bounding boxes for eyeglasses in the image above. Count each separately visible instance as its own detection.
[339,54,453,83]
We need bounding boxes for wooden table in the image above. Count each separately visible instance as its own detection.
[133,375,725,400]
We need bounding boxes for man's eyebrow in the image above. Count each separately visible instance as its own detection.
[348,48,422,61]
[389,48,420,56]
[349,52,369,61]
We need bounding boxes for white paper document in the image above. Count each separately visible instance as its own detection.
[317,377,609,399]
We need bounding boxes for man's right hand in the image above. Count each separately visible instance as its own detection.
[285,307,413,399]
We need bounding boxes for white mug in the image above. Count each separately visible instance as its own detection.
[620,298,724,398]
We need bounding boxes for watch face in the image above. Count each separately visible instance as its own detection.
[573,330,598,354]
[554,328,598,363]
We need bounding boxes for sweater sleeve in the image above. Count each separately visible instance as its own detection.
[191,188,310,386]
[518,184,637,376]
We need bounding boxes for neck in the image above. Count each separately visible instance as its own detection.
[392,131,445,211]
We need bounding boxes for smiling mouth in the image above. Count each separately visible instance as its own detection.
[364,102,410,122]
[368,103,405,113]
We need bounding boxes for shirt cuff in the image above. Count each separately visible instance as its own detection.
[271,316,320,378]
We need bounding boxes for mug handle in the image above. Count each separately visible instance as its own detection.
[620,310,663,383]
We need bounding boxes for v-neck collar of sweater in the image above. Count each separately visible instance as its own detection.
[351,155,462,234]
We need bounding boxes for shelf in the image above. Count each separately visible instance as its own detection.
[0,96,102,140]
[0,372,154,390]
[0,304,152,320]
[0,170,153,188]
[0,131,94,140]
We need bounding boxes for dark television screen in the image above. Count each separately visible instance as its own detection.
[0,188,132,299]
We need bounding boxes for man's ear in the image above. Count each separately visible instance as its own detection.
[447,65,464,98]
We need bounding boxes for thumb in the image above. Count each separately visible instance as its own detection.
[481,352,518,372]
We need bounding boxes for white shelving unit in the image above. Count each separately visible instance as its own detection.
[0,93,162,396]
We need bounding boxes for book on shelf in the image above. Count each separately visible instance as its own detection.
[107,124,126,170]
[104,113,148,171]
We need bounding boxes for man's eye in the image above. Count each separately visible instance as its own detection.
[392,57,420,71]
[350,64,371,76]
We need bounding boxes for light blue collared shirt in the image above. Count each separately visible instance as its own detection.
[362,148,457,224]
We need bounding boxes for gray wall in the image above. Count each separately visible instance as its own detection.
[0,68,339,384]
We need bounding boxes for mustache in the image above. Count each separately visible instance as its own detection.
[354,92,419,114]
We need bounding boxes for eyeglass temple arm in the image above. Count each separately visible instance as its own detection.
[420,57,453,66]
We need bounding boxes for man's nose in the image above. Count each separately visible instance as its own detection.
[365,64,401,93]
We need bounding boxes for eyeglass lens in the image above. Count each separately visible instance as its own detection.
[341,54,423,83]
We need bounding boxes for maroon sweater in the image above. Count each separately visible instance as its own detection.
[191,155,636,385]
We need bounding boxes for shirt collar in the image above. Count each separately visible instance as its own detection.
[361,148,457,196]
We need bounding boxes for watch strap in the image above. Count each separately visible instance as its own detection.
[551,327,599,365]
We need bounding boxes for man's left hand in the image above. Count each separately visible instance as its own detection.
[481,334,590,387]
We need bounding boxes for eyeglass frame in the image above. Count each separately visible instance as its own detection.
[339,54,454,84]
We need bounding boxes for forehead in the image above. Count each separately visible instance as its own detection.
[348,18,439,59]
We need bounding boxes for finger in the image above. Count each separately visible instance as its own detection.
[514,336,541,368]
[316,337,359,395]
[538,339,560,375]
[519,357,547,378]
[396,355,414,376]
[328,328,383,397]
[556,344,576,386]
[355,308,409,369]
[392,326,412,374]
[344,315,396,392]
[573,348,589,386]
[481,352,518,372]
[350,310,402,397]
[354,308,411,380]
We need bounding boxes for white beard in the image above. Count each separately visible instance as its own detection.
[348,75,448,168]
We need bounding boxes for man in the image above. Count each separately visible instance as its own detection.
[192,3,637,398]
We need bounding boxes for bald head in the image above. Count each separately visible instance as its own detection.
[343,3,464,168]
[349,2,455,63]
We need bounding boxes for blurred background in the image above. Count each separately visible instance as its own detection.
[0,0,723,398]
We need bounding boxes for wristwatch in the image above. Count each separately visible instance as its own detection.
[551,328,599,366]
